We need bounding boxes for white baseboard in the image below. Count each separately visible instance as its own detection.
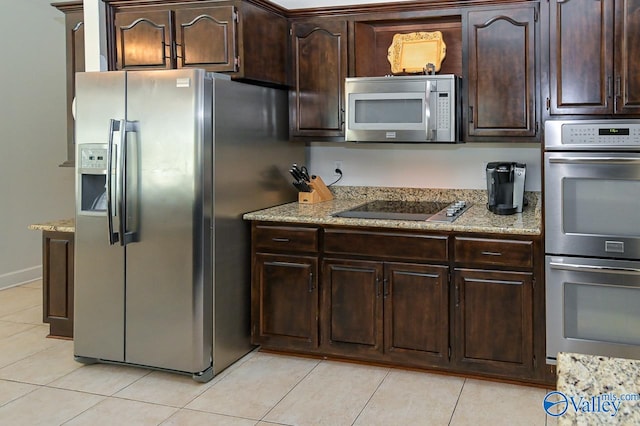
[0,266,42,290]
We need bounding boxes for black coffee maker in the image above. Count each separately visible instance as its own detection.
[486,162,526,215]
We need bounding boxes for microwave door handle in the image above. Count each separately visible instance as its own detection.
[549,261,640,276]
[548,157,640,165]
[425,81,432,141]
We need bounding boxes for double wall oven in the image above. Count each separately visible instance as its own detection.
[544,120,640,364]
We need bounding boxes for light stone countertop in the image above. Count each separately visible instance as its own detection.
[27,189,541,236]
[28,218,75,233]
[243,187,541,235]
[556,352,640,425]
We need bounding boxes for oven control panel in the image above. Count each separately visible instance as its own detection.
[546,120,640,149]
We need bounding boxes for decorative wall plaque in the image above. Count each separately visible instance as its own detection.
[387,31,447,74]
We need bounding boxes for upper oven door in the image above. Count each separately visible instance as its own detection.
[544,151,640,259]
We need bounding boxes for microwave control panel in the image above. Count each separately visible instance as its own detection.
[436,93,450,130]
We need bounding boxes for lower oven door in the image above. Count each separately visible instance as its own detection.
[544,152,640,259]
[546,256,640,364]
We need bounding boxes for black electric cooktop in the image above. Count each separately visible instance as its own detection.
[333,200,471,222]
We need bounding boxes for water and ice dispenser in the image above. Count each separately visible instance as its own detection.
[78,144,110,214]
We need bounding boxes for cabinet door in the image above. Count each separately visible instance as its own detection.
[174,6,237,72]
[54,3,84,168]
[114,10,173,70]
[615,0,640,114]
[321,259,383,357]
[252,253,318,350]
[42,231,75,338]
[549,0,614,114]
[453,269,533,378]
[384,263,449,368]
[290,20,348,139]
[467,6,537,139]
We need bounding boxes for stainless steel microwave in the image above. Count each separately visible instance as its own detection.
[345,75,460,143]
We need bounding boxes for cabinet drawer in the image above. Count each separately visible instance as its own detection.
[254,225,319,253]
[454,237,533,268]
[324,229,448,262]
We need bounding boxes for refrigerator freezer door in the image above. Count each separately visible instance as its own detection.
[123,69,212,373]
[74,71,127,362]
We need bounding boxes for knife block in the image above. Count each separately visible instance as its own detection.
[298,176,334,204]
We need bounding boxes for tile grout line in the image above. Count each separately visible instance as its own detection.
[447,377,466,426]
[258,356,324,424]
[58,393,109,426]
[0,329,65,375]
[178,348,262,409]
[0,381,41,409]
[350,368,392,426]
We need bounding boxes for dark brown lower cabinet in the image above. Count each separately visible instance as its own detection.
[250,222,545,384]
[321,259,384,357]
[453,268,533,377]
[42,231,74,339]
[251,253,319,351]
[321,259,450,367]
[384,263,449,368]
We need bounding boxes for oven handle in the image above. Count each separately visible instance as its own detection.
[548,157,640,165]
[549,261,640,276]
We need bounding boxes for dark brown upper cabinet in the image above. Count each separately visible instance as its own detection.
[113,9,173,70]
[289,19,348,140]
[465,4,539,141]
[353,17,463,78]
[548,0,640,115]
[53,1,85,167]
[105,0,287,86]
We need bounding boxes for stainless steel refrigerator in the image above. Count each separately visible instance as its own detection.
[74,69,302,381]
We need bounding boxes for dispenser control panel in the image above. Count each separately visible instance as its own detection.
[80,147,108,169]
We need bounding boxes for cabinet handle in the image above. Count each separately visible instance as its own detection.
[308,272,314,292]
[174,42,183,60]
[615,76,621,112]
[375,276,381,298]
[455,282,460,307]
[481,251,502,256]
[162,41,171,61]
[383,278,389,298]
[468,106,474,123]
[271,237,290,243]
[607,75,613,99]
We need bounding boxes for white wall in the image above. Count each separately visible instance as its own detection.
[309,142,542,191]
[0,0,75,288]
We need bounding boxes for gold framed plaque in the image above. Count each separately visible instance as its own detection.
[387,31,447,74]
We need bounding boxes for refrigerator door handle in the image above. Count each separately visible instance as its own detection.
[118,120,138,246]
[107,119,120,245]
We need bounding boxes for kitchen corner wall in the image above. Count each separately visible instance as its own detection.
[0,1,75,289]
[309,142,542,191]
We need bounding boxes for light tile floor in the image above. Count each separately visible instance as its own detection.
[0,280,558,425]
